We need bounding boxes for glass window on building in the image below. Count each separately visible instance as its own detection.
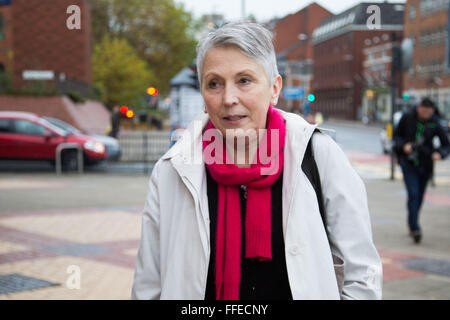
[409,5,416,20]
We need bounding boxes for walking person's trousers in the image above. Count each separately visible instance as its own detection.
[399,158,432,232]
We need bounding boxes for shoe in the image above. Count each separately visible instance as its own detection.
[410,230,422,244]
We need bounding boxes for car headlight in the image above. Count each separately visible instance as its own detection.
[84,140,105,153]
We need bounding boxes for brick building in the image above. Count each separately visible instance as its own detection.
[361,30,403,122]
[312,2,404,120]
[0,0,110,134]
[0,0,92,93]
[271,2,332,113]
[402,0,450,119]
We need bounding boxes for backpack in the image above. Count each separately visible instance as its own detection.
[301,129,345,295]
[301,129,327,233]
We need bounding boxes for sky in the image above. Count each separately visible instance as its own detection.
[175,0,406,22]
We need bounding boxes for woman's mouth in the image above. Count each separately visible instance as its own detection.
[223,115,247,124]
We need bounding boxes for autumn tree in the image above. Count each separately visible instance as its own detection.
[92,36,155,109]
[91,0,199,95]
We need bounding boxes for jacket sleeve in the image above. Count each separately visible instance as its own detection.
[435,123,450,159]
[393,113,408,155]
[131,161,162,300]
[312,133,383,300]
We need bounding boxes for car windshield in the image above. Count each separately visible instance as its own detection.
[39,118,69,136]
[43,117,82,135]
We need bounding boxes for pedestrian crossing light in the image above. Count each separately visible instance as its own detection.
[147,87,158,96]
[402,93,410,100]
[307,94,315,102]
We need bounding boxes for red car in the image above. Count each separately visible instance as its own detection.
[0,111,107,169]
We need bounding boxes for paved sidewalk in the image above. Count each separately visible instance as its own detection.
[0,155,449,299]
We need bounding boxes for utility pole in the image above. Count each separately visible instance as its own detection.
[390,32,400,180]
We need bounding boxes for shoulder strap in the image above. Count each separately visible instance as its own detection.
[301,129,328,236]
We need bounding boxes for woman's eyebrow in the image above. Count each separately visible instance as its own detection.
[236,69,256,76]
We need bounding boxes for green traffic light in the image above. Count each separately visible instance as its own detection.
[402,94,410,100]
[307,94,315,102]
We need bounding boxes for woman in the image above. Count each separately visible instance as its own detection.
[132,22,382,300]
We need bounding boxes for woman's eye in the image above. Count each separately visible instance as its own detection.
[239,78,251,84]
[208,80,219,89]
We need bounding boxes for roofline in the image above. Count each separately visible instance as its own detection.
[312,25,404,45]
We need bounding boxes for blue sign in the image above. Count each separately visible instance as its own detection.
[283,87,304,100]
[0,0,11,5]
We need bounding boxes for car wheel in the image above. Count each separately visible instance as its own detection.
[62,149,80,171]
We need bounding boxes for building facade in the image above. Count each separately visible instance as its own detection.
[402,0,450,119]
[312,2,404,120]
[271,2,332,113]
[0,0,92,95]
[361,30,403,122]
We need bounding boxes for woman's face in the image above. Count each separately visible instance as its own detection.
[201,46,282,138]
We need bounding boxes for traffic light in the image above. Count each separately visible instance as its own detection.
[307,93,315,102]
[366,89,375,99]
[120,106,128,114]
[147,87,158,96]
[126,110,134,118]
[402,93,410,101]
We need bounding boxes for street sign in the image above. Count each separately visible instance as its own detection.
[22,70,55,80]
[283,86,304,100]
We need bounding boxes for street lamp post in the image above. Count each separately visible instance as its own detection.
[390,32,399,180]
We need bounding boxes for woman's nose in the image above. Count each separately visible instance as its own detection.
[223,84,239,107]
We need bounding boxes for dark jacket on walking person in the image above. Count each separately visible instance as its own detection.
[109,106,121,138]
[393,97,450,243]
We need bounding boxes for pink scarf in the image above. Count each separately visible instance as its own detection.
[202,105,286,300]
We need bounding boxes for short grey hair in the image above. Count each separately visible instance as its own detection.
[196,21,279,87]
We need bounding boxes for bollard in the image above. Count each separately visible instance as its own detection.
[56,143,84,174]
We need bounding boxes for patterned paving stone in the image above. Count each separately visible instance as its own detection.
[403,258,450,278]
[0,273,59,294]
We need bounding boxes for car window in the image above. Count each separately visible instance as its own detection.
[12,120,46,136]
[0,119,12,133]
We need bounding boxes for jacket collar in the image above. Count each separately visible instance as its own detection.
[162,109,317,200]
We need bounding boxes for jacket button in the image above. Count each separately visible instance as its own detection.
[290,244,300,255]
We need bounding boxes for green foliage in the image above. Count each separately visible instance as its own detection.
[92,36,155,109]
[0,71,13,94]
[66,91,86,103]
[91,0,199,95]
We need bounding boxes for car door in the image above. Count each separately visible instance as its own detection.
[10,119,58,159]
[0,118,15,158]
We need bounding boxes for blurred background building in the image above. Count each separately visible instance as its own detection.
[0,0,109,134]
[402,0,450,118]
[311,2,404,120]
[271,2,332,114]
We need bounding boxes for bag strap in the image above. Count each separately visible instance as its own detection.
[301,129,328,238]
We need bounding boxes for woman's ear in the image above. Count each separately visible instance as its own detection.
[270,75,283,106]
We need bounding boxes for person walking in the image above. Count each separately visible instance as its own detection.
[132,22,382,300]
[109,105,121,138]
[394,97,450,244]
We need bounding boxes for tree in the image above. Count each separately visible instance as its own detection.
[92,36,155,109]
[91,0,199,95]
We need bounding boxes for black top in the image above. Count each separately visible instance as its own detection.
[204,167,292,300]
[393,108,450,170]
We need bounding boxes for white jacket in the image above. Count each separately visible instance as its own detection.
[131,110,383,300]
